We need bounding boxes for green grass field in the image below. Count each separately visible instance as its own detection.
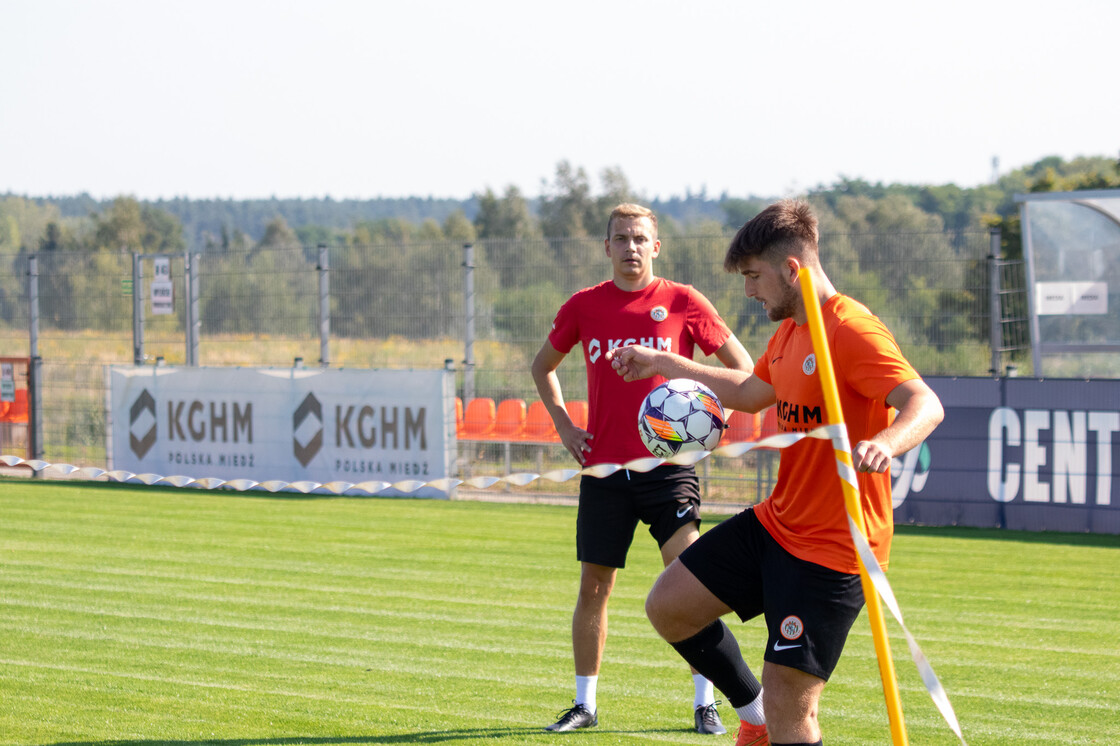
[1,478,1118,745]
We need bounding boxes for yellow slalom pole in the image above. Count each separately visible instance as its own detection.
[798,268,909,745]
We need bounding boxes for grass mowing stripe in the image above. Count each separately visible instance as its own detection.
[2,478,1119,744]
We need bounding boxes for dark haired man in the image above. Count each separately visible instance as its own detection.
[607,199,944,745]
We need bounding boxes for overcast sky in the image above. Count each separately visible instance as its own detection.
[2,0,1117,202]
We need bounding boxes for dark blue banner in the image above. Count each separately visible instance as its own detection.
[892,377,1119,534]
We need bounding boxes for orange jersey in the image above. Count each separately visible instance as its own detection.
[753,294,919,573]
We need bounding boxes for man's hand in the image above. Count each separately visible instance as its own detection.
[558,422,593,465]
[606,345,662,382]
[857,379,943,474]
[853,439,892,473]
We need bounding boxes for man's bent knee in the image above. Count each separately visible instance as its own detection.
[645,560,726,642]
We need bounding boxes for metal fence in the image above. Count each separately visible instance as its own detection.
[0,229,1027,499]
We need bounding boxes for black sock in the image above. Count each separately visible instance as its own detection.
[669,619,761,708]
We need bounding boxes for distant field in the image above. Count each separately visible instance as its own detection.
[1,477,1118,745]
[0,329,525,373]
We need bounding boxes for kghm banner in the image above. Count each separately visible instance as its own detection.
[108,366,456,497]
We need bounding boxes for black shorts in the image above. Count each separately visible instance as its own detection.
[576,464,701,569]
[679,508,865,681]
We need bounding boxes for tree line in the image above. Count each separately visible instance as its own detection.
[3,154,1117,258]
[0,154,1117,377]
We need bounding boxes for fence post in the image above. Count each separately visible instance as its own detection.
[183,252,191,365]
[27,255,43,463]
[318,244,330,367]
[185,252,200,366]
[462,243,476,402]
[132,252,144,365]
[988,227,1002,376]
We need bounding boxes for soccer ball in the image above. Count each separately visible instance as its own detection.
[638,379,725,458]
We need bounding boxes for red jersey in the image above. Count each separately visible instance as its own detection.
[548,278,731,466]
[752,294,920,573]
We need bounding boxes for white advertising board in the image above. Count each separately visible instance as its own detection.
[151,257,174,315]
[108,366,456,497]
[1034,281,1108,315]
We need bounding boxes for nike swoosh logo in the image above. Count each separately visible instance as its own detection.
[676,505,692,518]
[772,641,801,652]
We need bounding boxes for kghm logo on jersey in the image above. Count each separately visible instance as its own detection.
[802,354,816,376]
[650,305,668,322]
[588,338,602,363]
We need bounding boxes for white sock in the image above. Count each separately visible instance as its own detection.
[734,689,765,726]
[575,675,598,713]
[693,673,715,708]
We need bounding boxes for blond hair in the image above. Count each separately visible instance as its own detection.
[606,203,658,240]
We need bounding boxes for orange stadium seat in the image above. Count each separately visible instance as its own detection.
[523,400,560,443]
[487,398,527,441]
[566,400,589,431]
[2,389,28,423]
[722,409,760,445]
[459,397,496,440]
[454,397,464,435]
